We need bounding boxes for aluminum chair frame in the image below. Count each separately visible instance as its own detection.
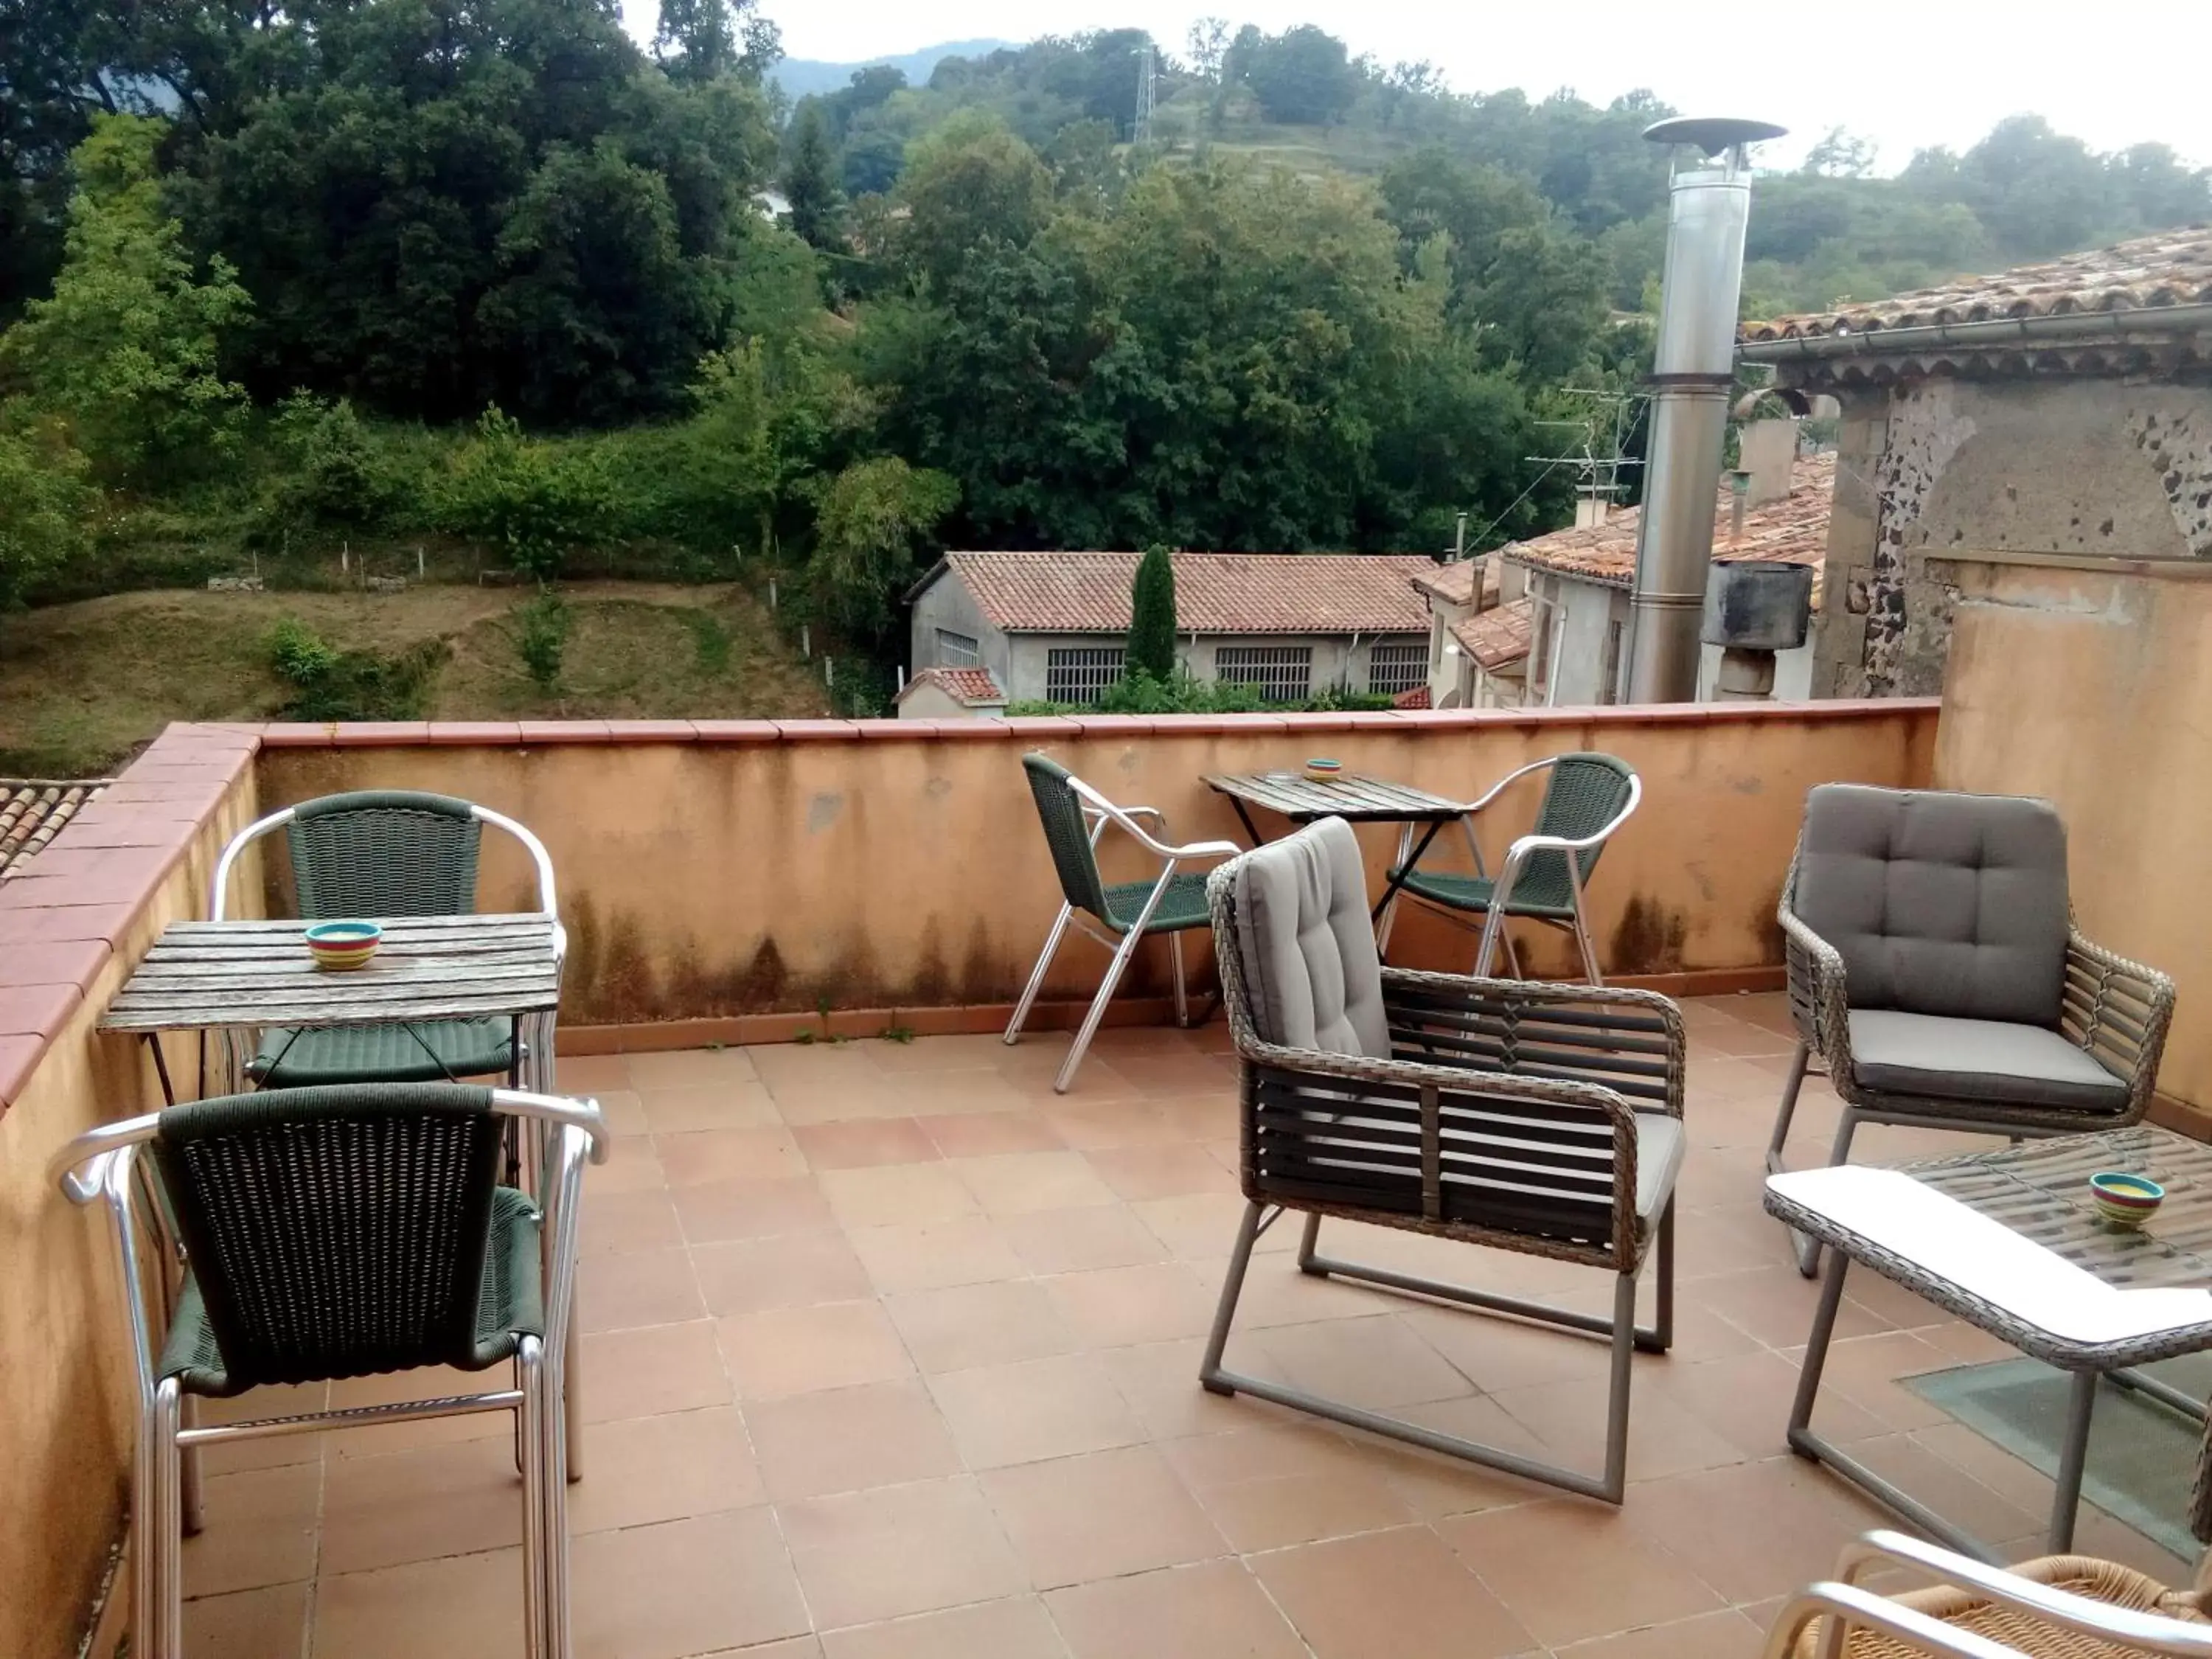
[1004,768,1239,1093]
[52,1088,604,1659]
[1763,1530,2212,1659]
[1377,756,1642,986]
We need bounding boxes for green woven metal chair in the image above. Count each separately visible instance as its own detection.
[1377,752,1641,985]
[52,1082,603,1659]
[209,790,563,1089]
[1004,754,1241,1093]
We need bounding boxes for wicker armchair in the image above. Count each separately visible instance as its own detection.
[52,1083,603,1659]
[1764,1529,2212,1659]
[1198,817,1686,1503]
[209,790,563,1091]
[1769,785,2176,1277]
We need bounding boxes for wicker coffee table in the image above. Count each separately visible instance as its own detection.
[1766,1125,2212,1561]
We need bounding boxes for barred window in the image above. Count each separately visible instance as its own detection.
[1216,644,1312,702]
[1366,639,1428,696]
[935,629,981,668]
[1046,647,1125,705]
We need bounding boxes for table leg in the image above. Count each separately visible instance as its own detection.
[145,1034,178,1109]
[2048,1371,2098,1552]
[1226,799,1263,847]
[1371,819,1449,922]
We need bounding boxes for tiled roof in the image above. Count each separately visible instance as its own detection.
[1450,597,1534,672]
[1502,452,1834,610]
[897,667,1006,707]
[1411,557,1502,608]
[0,779,108,880]
[1391,685,1432,710]
[1740,229,2212,342]
[931,552,1434,636]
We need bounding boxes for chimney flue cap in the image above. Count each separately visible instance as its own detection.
[1641,116,1788,156]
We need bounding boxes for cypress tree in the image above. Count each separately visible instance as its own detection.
[1127,543,1178,681]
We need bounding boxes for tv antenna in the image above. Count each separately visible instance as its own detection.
[1526,388,1648,525]
[1134,44,1156,143]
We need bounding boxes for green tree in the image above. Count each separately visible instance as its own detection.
[805,457,959,641]
[894,116,1054,291]
[0,114,250,482]
[654,0,782,84]
[1127,544,1178,679]
[784,103,846,250]
[0,420,91,615]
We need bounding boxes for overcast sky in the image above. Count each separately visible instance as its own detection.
[621,1,2212,171]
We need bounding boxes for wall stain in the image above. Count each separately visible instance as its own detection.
[909,917,953,1006]
[960,917,1004,1002]
[805,792,844,834]
[1749,882,1787,966]
[1610,895,1688,976]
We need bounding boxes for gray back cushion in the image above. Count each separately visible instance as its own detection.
[1227,818,1392,1059]
[1793,785,2069,1026]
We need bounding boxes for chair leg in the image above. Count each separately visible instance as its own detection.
[1199,1200,1267,1395]
[1766,1042,1812,1173]
[1473,905,1508,977]
[1571,908,1604,987]
[1169,931,1189,1028]
[133,1387,160,1659]
[1503,927,1525,980]
[1795,1109,1861,1279]
[1005,904,1074,1046]
[519,1337,552,1658]
[563,1302,585,1484]
[543,1335,574,1658]
[1295,1210,1324,1275]
[153,1378,184,1659]
[1053,924,1147,1094]
[178,1395,204,1537]
[1652,1199,1676,1353]
[1599,1270,1638,1503]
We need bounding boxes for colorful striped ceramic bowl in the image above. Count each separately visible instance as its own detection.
[305,920,383,971]
[1304,757,1344,782]
[2088,1171,2164,1228]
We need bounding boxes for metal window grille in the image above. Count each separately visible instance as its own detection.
[935,629,981,669]
[1216,644,1313,702]
[1046,647,1125,705]
[1366,639,1428,696]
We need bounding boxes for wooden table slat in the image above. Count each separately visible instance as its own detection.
[1203,772,1462,824]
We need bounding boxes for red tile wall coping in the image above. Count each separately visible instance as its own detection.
[251,699,1941,748]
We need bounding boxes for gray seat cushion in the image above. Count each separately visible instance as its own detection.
[1794,785,2069,1026]
[1227,817,1390,1060]
[1629,1112,1686,1228]
[1848,1009,2129,1114]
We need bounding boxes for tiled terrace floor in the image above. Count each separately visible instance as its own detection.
[178,995,2193,1659]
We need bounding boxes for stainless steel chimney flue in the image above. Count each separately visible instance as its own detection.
[1621,116,1786,704]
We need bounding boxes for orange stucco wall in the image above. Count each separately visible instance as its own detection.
[254,705,1940,1034]
[1935,557,2212,1110]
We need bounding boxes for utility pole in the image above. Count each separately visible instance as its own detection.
[1134,44,1155,145]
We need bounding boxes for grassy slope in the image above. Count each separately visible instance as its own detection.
[0,582,830,775]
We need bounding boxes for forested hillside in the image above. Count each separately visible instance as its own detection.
[2,4,2206,760]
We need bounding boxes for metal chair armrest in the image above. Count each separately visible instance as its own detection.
[1760,1582,2025,1659]
[1457,757,1562,816]
[1489,773,1642,913]
[1780,902,1853,1077]
[1826,1531,2212,1658]
[209,806,299,920]
[2063,929,2176,1119]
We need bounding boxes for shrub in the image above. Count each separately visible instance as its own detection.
[0,417,93,614]
[515,591,571,691]
[439,408,616,581]
[266,617,443,720]
[1127,544,1178,680]
[266,616,339,684]
[267,394,403,527]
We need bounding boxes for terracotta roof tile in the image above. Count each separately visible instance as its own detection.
[0,780,109,881]
[936,552,1433,636]
[1391,684,1432,709]
[1450,597,1535,672]
[1411,557,1501,608]
[1501,453,1834,610]
[897,667,1006,707]
[1740,229,2212,342]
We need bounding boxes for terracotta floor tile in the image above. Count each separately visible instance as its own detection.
[1830,1431,2043,1543]
[919,1113,1065,1158]
[982,1444,1229,1587]
[886,1280,1077,1372]
[1397,1302,1625,1394]
[180,1463,322,1598]
[929,1354,1147,1468]
[672,1175,836,1244]
[1789,1329,1961,1433]
[693,1230,874,1315]
[1085,1142,1237,1201]
[1490,1371,1748,1484]
[794,1119,941,1169]
[1251,1315,1474,1411]
[746,1379,963,1500]
[591,1088,649,1135]
[313,1548,524,1659]
[656,1125,810,1186]
[1105,1052,1238,1096]
[556,1052,633,1092]
[718,1301,914,1398]
[629,1046,762,1090]
[1133,1192,1298,1260]
[1438,1499,1726,1647]
[1041,1100,1181,1149]
[1095,1336,1277,1441]
[873,1032,1030,1072]
[1044,1559,1307,1659]
[1554,1607,1767,1659]
[1644,1348,1882,1461]
[639,1080,782,1133]
[779,1475,1029,1628]
[1043,1262,1218,1347]
[566,1405,763,1532]
[1694,1263,1891,1349]
[196,1382,328,1475]
[1249,1525,1534,1659]
[319,1366,507,1457]
[1165,1424,1416,1551]
[1149,1092,1241,1141]
[820,1164,983,1228]
[749,1041,888,1093]
[951,1151,1121,1216]
[184,1580,310,1659]
[847,1217,1029,1293]
[579,1245,705,1332]
[580,1320,733,1421]
[818,1596,1069,1659]
[318,1435,523,1574]
[882,1070,1035,1119]
[586,1134,666,1193]
[1000,1204,1172,1274]
[572,1508,811,1658]
[1621,1456,1893,1604]
[580,1186,684,1257]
